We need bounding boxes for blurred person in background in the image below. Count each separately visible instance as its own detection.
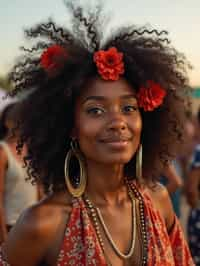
[161,162,183,195]
[179,109,197,180]
[0,102,39,244]
[185,106,200,265]
[160,162,183,217]
[160,109,196,218]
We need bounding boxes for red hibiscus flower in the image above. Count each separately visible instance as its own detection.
[40,45,68,76]
[137,80,166,111]
[93,47,124,80]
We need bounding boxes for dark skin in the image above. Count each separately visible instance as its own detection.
[2,77,175,266]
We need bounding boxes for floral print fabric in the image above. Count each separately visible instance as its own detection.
[143,191,194,266]
[57,198,106,266]
[56,186,194,265]
[0,184,195,265]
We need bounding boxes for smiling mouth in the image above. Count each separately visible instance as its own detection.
[102,140,129,143]
[100,137,132,143]
[102,141,130,150]
[99,137,132,149]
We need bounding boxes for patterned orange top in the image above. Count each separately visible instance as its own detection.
[0,183,195,266]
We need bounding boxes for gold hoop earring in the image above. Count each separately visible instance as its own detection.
[136,144,143,182]
[64,139,87,197]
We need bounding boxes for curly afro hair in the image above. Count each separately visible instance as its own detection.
[9,2,191,192]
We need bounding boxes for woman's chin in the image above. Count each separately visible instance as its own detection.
[98,155,132,165]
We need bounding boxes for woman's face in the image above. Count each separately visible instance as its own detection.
[73,77,142,166]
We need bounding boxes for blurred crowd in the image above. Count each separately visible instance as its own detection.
[160,106,200,265]
[0,91,200,264]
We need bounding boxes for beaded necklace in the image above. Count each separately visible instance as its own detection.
[83,182,148,265]
[128,181,148,265]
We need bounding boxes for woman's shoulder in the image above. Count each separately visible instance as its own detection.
[3,190,73,265]
[145,182,175,231]
[24,190,72,226]
[12,190,72,238]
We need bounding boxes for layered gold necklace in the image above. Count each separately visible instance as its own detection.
[83,182,148,265]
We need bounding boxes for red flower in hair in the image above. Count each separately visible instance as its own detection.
[137,80,166,111]
[40,45,68,76]
[93,47,124,80]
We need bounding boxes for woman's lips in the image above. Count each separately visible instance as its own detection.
[100,138,131,149]
[103,140,129,149]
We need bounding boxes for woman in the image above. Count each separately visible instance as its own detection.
[0,103,38,243]
[0,3,194,265]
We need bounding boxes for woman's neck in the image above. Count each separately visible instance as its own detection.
[85,160,128,207]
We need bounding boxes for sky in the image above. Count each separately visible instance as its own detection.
[0,0,200,86]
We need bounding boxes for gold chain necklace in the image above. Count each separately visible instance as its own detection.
[83,182,148,265]
[84,188,136,260]
[127,181,148,265]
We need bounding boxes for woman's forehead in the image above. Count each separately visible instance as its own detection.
[80,77,136,100]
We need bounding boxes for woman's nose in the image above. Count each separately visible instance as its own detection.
[107,113,127,131]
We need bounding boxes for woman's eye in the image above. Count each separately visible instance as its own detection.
[122,105,138,113]
[87,107,104,115]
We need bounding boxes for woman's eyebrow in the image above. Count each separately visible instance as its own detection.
[83,94,136,104]
[83,96,106,104]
